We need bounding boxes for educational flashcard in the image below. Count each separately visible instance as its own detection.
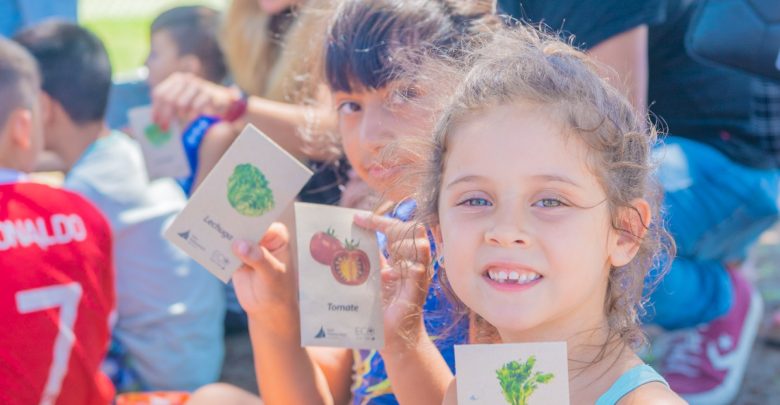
[127,105,190,180]
[164,124,312,282]
[295,202,384,350]
[455,342,569,405]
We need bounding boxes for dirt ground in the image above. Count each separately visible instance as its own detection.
[219,224,780,404]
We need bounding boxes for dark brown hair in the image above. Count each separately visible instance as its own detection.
[14,21,111,124]
[325,0,497,93]
[151,6,227,83]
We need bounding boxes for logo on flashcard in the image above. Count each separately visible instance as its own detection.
[315,327,326,339]
[210,251,229,270]
[178,230,190,240]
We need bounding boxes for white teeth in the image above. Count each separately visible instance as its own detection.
[487,269,541,284]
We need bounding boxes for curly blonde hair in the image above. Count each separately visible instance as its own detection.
[411,25,675,350]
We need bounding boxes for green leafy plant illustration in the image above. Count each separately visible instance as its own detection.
[227,163,275,216]
[144,123,171,147]
[496,356,554,405]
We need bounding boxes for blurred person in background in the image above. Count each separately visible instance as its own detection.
[145,5,228,197]
[0,36,115,405]
[150,0,355,334]
[15,21,226,393]
[498,1,778,403]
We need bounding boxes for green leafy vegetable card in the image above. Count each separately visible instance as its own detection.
[295,202,383,350]
[164,124,312,282]
[127,105,189,180]
[455,342,569,405]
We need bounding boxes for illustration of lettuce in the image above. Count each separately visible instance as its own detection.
[227,163,275,216]
[144,123,171,147]
[496,356,554,405]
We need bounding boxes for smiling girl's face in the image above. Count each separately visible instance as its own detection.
[437,102,632,341]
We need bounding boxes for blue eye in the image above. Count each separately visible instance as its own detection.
[338,101,361,114]
[458,197,492,207]
[534,198,565,208]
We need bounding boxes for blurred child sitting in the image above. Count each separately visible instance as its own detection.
[145,5,257,334]
[0,36,115,405]
[15,21,225,392]
[145,5,227,196]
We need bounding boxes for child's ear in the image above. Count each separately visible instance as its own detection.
[609,198,651,268]
[8,108,34,150]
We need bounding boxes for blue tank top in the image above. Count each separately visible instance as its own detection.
[351,200,469,405]
[595,364,668,405]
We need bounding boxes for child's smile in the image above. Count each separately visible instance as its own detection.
[483,261,543,291]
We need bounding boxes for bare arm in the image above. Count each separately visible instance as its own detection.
[231,94,337,162]
[587,25,649,115]
[355,214,455,405]
[152,72,337,163]
[231,224,354,405]
[247,317,349,405]
[380,335,454,405]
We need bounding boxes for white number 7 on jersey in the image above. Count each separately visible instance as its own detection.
[16,283,83,405]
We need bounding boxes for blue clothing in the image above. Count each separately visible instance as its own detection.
[595,364,668,405]
[643,136,779,330]
[176,115,220,196]
[351,200,469,405]
[0,168,24,184]
[0,0,77,36]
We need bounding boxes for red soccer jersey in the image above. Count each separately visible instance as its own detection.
[0,182,116,405]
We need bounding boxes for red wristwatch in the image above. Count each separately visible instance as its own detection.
[222,88,248,122]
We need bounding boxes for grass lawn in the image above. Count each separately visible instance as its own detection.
[82,17,152,75]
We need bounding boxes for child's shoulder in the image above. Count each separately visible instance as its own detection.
[618,382,686,405]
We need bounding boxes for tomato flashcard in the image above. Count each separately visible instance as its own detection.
[164,124,312,282]
[295,202,384,350]
[455,342,570,405]
[127,105,190,180]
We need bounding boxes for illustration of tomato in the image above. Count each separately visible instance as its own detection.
[309,228,343,265]
[331,240,371,286]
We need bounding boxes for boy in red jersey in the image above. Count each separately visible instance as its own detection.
[0,37,116,405]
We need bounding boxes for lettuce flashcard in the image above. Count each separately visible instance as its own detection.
[127,105,190,180]
[295,202,384,350]
[455,342,570,405]
[164,124,312,282]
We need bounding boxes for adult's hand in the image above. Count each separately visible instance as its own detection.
[151,72,239,130]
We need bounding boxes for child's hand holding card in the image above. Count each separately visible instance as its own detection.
[127,105,189,180]
[295,202,384,350]
[455,342,570,405]
[165,124,312,282]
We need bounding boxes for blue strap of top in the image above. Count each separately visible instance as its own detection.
[595,364,668,405]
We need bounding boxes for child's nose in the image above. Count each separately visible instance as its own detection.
[358,107,394,146]
[484,223,531,248]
